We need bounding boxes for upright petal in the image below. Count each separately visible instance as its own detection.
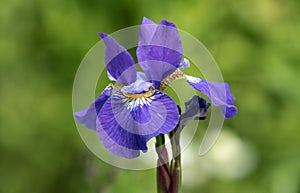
[138,17,157,46]
[74,86,112,130]
[137,18,183,83]
[186,75,238,119]
[98,33,137,85]
[97,90,179,155]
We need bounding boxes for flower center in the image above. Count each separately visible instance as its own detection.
[123,86,155,102]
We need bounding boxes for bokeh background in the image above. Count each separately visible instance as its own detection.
[1,0,300,192]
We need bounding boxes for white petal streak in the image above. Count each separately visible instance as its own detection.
[127,96,154,112]
[185,75,201,84]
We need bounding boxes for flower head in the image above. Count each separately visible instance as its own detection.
[74,17,237,159]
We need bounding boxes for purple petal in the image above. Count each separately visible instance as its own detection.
[97,90,179,153]
[107,71,117,81]
[99,33,137,85]
[74,87,112,130]
[96,119,141,159]
[181,96,210,121]
[138,17,157,46]
[179,58,190,68]
[137,18,183,82]
[179,96,210,132]
[120,72,153,94]
[186,75,238,119]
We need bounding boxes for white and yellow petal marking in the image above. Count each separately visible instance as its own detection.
[123,86,155,111]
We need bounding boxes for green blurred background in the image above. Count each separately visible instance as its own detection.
[1,0,300,192]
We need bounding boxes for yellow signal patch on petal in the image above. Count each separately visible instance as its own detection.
[123,86,155,102]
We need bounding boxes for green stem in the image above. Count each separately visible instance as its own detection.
[156,134,165,147]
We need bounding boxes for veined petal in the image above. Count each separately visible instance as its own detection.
[95,119,141,159]
[137,18,183,82]
[74,86,112,130]
[151,20,183,54]
[186,75,238,119]
[98,33,137,85]
[97,90,179,153]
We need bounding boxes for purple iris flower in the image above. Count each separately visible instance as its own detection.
[74,17,237,159]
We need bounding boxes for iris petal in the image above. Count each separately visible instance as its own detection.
[138,17,157,46]
[186,75,238,119]
[97,90,179,154]
[120,72,153,94]
[96,119,141,159]
[137,18,183,82]
[98,33,137,85]
[74,87,112,130]
[179,58,190,68]
[181,96,210,121]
